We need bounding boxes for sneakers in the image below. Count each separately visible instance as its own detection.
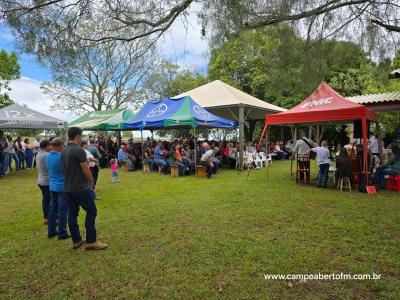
[85,241,108,250]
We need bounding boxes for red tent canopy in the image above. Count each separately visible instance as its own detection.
[259,82,379,185]
[266,81,377,125]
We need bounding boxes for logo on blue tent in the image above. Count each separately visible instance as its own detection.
[193,105,211,119]
[147,103,168,118]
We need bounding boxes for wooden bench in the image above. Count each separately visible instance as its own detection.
[170,165,179,177]
[196,165,207,178]
[143,162,150,173]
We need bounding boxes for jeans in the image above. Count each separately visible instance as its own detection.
[144,158,156,171]
[374,167,400,188]
[112,170,119,182]
[48,191,69,238]
[38,185,51,219]
[200,160,215,178]
[17,151,25,169]
[90,165,99,188]
[1,152,8,175]
[154,158,169,173]
[277,151,286,160]
[171,161,185,176]
[66,188,97,244]
[8,152,19,171]
[317,163,330,188]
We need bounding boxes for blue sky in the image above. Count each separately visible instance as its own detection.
[0,6,209,120]
[0,26,52,81]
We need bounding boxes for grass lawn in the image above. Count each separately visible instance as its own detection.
[0,161,399,299]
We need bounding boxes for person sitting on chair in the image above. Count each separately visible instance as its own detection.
[117,144,129,171]
[170,144,185,176]
[335,148,352,188]
[374,143,400,189]
[200,146,219,179]
[154,141,169,174]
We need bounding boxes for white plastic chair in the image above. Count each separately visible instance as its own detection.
[259,152,272,166]
[254,153,263,168]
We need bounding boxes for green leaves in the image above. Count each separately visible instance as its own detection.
[0,49,21,108]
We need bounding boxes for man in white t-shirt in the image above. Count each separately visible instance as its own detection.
[369,133,381,156]
[311,140,331,188]
[200,146,219,179]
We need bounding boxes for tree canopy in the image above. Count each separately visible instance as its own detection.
[1,0,399,61]
[0,49,20,108]
[207,25,382,108]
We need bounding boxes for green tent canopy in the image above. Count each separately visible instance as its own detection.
[95,107,137,130]
[69,109,123,130]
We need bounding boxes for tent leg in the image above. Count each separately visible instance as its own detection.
[291,126,297,180]
[194,128,197,176]
[239,105,245,171]
[117,130,122,146]
[141,130,144,173]
[362,118,369,186]
[376,122,383,161]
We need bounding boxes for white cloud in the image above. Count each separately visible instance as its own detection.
[159,4,209,72]
[8,77,75,122]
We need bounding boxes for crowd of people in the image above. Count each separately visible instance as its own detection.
[35,127,107,250]
[0,130,42,178]
[2,126,400,251]
[288,129,400,191]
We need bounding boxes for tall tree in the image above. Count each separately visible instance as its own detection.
[201,1,400,53]
[144,60,207,99]
[41,40,156,113]
[0,49,20,108]
[1,0,399,58]
[207,25,372,108]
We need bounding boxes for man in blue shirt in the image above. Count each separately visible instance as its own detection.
[45,138,69,239]
[154,141,169,174]
[117,144,129,170]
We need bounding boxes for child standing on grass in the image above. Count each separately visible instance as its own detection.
[110,158,119,183]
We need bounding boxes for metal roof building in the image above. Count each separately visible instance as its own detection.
[348,91,400,112]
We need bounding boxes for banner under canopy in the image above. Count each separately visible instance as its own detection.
[124,96,237,130]
[0,103,66,129]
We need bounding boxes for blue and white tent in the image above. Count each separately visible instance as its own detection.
[123,96,237,130]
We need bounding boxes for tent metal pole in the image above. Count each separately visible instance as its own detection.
[117,130,122,146]
[377,122,383,161]
[291,126,297,180]
[194,128,197,175]
[362,118,369,186]
[141,130,144,173]
[239,105,245,171]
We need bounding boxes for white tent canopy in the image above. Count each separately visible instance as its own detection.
[174,80,285,170]
[0,103,66,129]
[174,80,285,120]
